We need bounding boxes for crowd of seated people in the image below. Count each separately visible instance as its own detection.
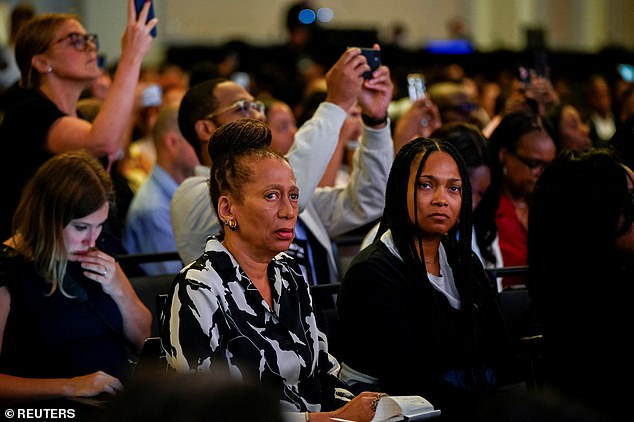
[1,0,633,420]
[169,46,394,289]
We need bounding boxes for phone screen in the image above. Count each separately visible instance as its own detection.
[407,73,426,101]
[618,64,634,82]
[135,0,157,37]
[360,48,381,79]
[97,54,106,69]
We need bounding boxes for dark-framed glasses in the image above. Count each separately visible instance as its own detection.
[204,99,265,121]
[508,151,550,172]
[52,32,99,52]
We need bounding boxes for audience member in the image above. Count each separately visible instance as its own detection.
[171,46,394,287]
[526,148,634,421]
[265,98,298,155]
[156,62,188,95]
[431,123,503,273]
[428,81,489,130]
[266,94,361,189]
[391,96,442,154]
[583,74,617,147]
[483,69,559,137]
[124,103,196,275]
[544,102,592,153]
[0,0,157,241]
[161,119,382,422]
[476,79,502,121]
[161,84,186,108]
[0,151,151,404]
[73,93,136,252]
[336,137,515,422]
[318,101,363,187]
[295,79,327,126]
[119,81,164,193]
[360,122,504,285]
[473,111,556,288]
[0,3,35,91]
[359,94,442,251]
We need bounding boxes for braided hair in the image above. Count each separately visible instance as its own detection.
[207,118,285,234]
[376,137,498,363]
[377,136,475,300]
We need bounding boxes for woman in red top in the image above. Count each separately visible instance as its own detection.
[474,111,556,288]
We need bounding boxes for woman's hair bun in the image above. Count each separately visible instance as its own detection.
[208,118,272,162]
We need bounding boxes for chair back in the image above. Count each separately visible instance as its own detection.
[130,274,177,336]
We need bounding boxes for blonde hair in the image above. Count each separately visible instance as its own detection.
[12,150,114,296]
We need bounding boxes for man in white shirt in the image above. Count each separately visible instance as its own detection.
[171,47,394,285]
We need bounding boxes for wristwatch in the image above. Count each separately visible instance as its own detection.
[361,113,388,127]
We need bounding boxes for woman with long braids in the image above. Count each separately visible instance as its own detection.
[337,137,516,421]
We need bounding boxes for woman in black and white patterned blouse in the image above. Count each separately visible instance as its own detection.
[161,119,380,422]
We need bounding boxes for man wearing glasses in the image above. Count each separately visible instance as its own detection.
[171,47,394,290]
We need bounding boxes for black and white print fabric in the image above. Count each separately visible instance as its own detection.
[161,238,340,412]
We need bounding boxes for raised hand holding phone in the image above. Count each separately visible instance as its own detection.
[356,45,393,127]
[360,48,381,79]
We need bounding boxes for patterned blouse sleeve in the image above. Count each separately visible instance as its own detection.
[164,267,225,372]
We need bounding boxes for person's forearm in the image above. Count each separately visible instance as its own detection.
[318,138,347,187]
[311,123,393,238]
[89,51,143,157]
[109,265,152,349]
[0,375,72,403]
[287,102,347,210]
[0,371,123,403]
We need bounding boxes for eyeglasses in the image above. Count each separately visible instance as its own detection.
[508,151,550,172]
[204,99,265,121]
[52,32,99,52]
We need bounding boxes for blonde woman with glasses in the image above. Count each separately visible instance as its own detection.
[0,0,157,241]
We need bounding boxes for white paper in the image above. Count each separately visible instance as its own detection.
[371,396,441,422]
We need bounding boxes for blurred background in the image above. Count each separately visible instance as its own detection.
[1,0,632,65]
[1,0,632,111]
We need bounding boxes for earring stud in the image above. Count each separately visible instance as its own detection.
[224,219,238,231]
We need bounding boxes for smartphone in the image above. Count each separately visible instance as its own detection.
[360,48,381,79]
[135,0,157,37]
[97,54,106,69]
[618,63,634,82]
[407,73,426,101]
